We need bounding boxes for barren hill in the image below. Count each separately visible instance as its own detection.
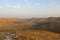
[0,18,60,40]
[0,18,24,31]
[0,17,60,33]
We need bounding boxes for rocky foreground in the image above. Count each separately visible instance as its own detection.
[0,30,60,40]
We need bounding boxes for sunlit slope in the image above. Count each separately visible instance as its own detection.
[0,18,24,31]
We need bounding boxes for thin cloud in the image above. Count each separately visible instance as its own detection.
[5,4,21,8]
[14,5,20,8]
[35,3,40,6]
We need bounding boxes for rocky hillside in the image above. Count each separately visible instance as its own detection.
[27,17,60,33]
[0,17,60,33]
[0,17,60,40]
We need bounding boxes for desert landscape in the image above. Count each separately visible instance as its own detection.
[0,0,60,40]
[0,17,60,40]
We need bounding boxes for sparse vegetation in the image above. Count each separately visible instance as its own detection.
[0,17,60,40]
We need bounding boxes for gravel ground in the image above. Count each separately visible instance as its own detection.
[0,31,60,40]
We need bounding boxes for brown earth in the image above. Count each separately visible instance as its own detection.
[0,18,60,40]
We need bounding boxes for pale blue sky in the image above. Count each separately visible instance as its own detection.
[0,0,60,18]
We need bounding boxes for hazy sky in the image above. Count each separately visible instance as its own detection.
[0,0,60,18]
